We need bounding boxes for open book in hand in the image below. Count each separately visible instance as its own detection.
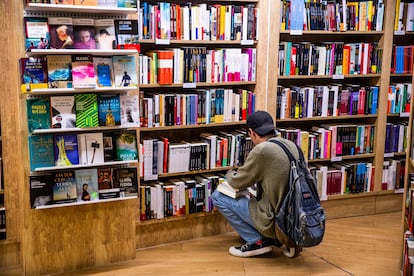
[216,181,250,199]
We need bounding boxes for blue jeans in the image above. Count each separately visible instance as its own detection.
[211,189,262,244]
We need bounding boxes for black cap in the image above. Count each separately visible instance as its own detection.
[246,111,275,135]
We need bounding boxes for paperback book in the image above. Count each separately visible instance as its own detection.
[47,55,73,88]
[71,55,96,88]
[112,55,138,87]
[30,173,54,209]
[97,94,121,126]
[114,167,138,197]
[50,95,76,129]
[26,97,51,132]
[93,56,114,87]
[120,94,140,126]
[77,132,104,165]
[114,19,139,46]
[73,18,96,50]
[216,181,249,198]
[103,132,115,162]
[97,167,120,199]
[75,168,99,201]
[94,19,116,50]
[48,17,74,49]
[28,135,55,171]
[19,57,48,92]
[53,134,80,166]
[75,93,99,128]
[52,170,77,204]
[24,17,50,51]
[114,131,137,161]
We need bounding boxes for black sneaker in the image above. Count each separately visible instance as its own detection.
[229,240,273,257]
[263,237,283,248]
[283,245,303,258]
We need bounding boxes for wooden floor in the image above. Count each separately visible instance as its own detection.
[1,212,403,276]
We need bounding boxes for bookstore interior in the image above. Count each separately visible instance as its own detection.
[1,0,414,274]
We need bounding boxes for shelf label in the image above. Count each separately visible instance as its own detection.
[332,74,344,79]
[290,30,303,35]
[155,39,170,45]
[400,112,409,118]
[331,156,342,162]
[241,40,254,45]
[394,30,405,36]
[183,82,196,88]
[383,152,395,158]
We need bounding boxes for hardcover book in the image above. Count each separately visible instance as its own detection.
[114,167,138,197]
[28,135,55,171]
[97,94,121,126]
[26,97,51,132]
[93,56,114,87]
[94,19,116,50]
[120,94,140,126]
[19,57,48,92]
[24,17,50,51]
[74,168,99,201]
[114,19,139,46]
[97,167,120,199]
[52,170,77,204]
[114,131,137,161]
[77,132,104,165]
[48,17,74,49]
[30,173,54,209]
[75,93,99,128]
[53,134,80,166]
[50,95,76,129]
[71,55,96,88]
[73,18,96,50]
[47,55,73,88]
[112,55,138,87]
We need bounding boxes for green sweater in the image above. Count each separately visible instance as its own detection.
[225,136,299,239]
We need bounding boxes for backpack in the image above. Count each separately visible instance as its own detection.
[270,140,326,248]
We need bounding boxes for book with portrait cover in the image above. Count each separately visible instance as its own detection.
[97,167,120,199]
[48,17,74,49]
[28,135,55,171]
[26,97,51,132]
[19,57,48,92]
[94,19,116,50]
[53,134,80,167]
[75,93,99,128]
[97,94,121,126]
[24,17,50,51]
[112,55,138,87]
[114,131,138,161]
[52,170,77,204]
[71,55,96,88]
[30,173,54,209]
[73,18,96,50]
[77,132,104,165]
[47,55,73,88]
[93,56,114,87]
[114,167,138,197]
[75,168,99,201]
[120,94,140,126]
[50,95,76,129]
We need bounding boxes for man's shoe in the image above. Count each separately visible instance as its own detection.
[229,240,273,257]
[262,237,283,248]
[283,245,302,258]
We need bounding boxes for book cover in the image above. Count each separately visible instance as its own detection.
[48,17,74,49]
[120,94,140,126]
[24,17,50,51]
[52,170,77,204]
[74,168,99,201]
[26,97,51,132]
[103,132,116,162]
[50,95,76,129]
[114,167,138,197]
[30,173,54,209]
[71,55,96,88]
[93,56,113,87]
[97,167,120,199]
[77,132,104,165]
[98,0,118,7]
[114,19,139,45]
[94,19,116,50]
[19,57,48,92]
[97,94,121,126]
[114,131,138,161]
[74,0,98,5]
[28,135,55,171]
[117,0,137,8]
[75,93,99,128]
[53,134,80,166]
[72,18,96,50]
[47,55,73,88]
[51,0,74,3]
[112,55,138,87]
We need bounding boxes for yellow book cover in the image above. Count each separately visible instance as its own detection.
[300,131,310,161]
[220,5,226,40]
[359,2,367,31]
[395,0,401,31]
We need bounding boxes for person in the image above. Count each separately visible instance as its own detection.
[81,183,91,201]
[211,110,301,258]
[74,28,96,49]
[121,71,132,86]
[37,37,49,49]
[96,29,116,50]
[54,25,73,49]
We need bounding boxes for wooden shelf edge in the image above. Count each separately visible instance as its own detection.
[34,196,137,210]
[137,210,220,226]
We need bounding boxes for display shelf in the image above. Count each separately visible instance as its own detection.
[139,81,256,89]
[34,195,137,210]
[24,3,137,14]
[27,49,138,57]
[26,86,137,95]
[32,160,138,172]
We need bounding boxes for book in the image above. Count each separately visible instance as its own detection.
[93,56,114,87]
[115,167,138,197]
[94,19,116,50]
[50,95,76,129]
[29,173,54,208]
[24,17,50,51]
[114,131,138,161]
[74,168,99,201]
[97,167,120,199]
[74,0,98,5]
[77,132,104,165]
[97,94,121,126]
[52,170,77,204]
[28,135,55,171]
[120,94,140,126]
[216,180,249,198]
[117,0,137,8]
[26,97,51,132]
[72,18,96,50]
[75,93,99,128]
[114,19,139,46]
[47,55,73,88]
[103,132,115,162]
[71,55,96,88]
[53,134,80,166]
[51,0,74,3]
[19,57,48,92]
[112,55,138,87]
[48,17,74,49]
[98,0,118,7]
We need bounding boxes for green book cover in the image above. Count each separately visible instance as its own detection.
[27,98,51,132]
[114,131,137,161]
[29,135,55,171]
[75,93,98,128]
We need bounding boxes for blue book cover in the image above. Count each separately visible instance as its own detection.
[370,86,379,114]
[52,170,77,204]
[29,135,55,171]
[26,97,51,132]
[97,94,121,126]
[53,134,80,166]
[24,17,50,51]
[19,57,48,92]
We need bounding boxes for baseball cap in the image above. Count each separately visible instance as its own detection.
[246,111,275,135]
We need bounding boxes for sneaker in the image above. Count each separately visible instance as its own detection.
[263,237,283,248]
[283,246,303,258]
[229,240,273,257]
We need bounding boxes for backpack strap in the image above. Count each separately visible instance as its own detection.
[269,140,305,163]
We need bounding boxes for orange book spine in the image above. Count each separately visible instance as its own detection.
[158,51,174,84]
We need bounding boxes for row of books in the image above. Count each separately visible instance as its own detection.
[29,167,138,209]
[140,130,254,179]
[139,2,258,41]
[139,88,255,128]
[28,131,138,171]
[0,207,4,240]
[391,45,414,74]
[281,0,384,31]
[24,17,138,52]
[395,0,414,32]
[20,55,137,92]
[276,84,380,119]
[140,47,256,85]
[27,94,140,132]
[278,42,382,76]
[26,0,137,7]
[388,83,413,115]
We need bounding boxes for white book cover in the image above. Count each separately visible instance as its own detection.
[242,7,248,41]
[120,94,140,126]
[306,87,315,118]
[94,18,116,50]
[406,3,414,31]
[78,132,104,165]
[182,6,190,40]
[50,95,76,129]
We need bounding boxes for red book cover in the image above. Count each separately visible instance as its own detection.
[157,50,173,84]
[176,4,181,40]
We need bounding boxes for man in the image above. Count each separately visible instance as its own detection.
[211,110,301,258]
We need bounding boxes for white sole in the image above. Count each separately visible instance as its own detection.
[229,245,273,257]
